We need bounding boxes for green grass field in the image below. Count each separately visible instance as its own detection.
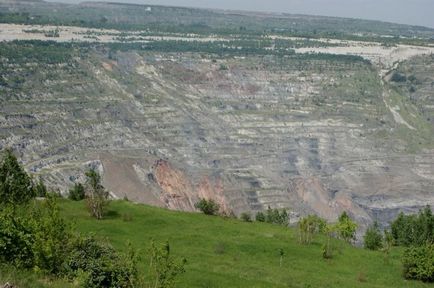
[1,200,432,287]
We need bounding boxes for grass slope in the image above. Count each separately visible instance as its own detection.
[28,199,428,288]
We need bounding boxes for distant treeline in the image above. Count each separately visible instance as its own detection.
[1,10,433,47]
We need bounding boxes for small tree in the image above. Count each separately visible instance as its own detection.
[255,211,266,222]
[364,221,383,250]
[68,183,85,201]
[337,212,357,243]
[85,170,109,220]
[194,198,220,215]
[322,223,337,259]
[0,148,35,206]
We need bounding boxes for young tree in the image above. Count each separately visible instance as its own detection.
[149,241,187,288]
[363,221,383,250]
[85,169,109,220]
[298,215,326,245]
[337,211,357,243]
[0,148,35,206]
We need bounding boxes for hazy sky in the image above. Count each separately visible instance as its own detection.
[49,0,434,28]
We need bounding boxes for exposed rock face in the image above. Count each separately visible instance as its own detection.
[153,159,196,211]
[1,42,434,231]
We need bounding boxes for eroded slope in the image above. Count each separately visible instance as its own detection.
[1,41,434,230]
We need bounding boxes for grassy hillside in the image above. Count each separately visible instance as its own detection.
[1,199,427,287]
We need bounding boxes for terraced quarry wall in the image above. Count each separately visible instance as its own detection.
[2,0,434,234]
[1,37,434,232]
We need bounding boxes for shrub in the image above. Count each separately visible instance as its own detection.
[0,196,71,272]
[31,195,72,274]
[63,236,138,288]
[402,243,434,282]
[0,149,35,206]
[255,211,266,222]
[240,212,252,222]
[68,183,85,201]
[0,207,35,268]
[194,198,220,215]
[364,221,383,250]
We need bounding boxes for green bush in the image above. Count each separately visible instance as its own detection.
[194,198,220,215]
[63,236,137,288]
[364,221,383,250]
[0,195,71,273]
[265,206,289,226]
[337,212,357,243]
[68,183,85,201]
[255,211,265,222]
[402,243,434,282]
[0,207,35,268]
[31,195,72,274]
